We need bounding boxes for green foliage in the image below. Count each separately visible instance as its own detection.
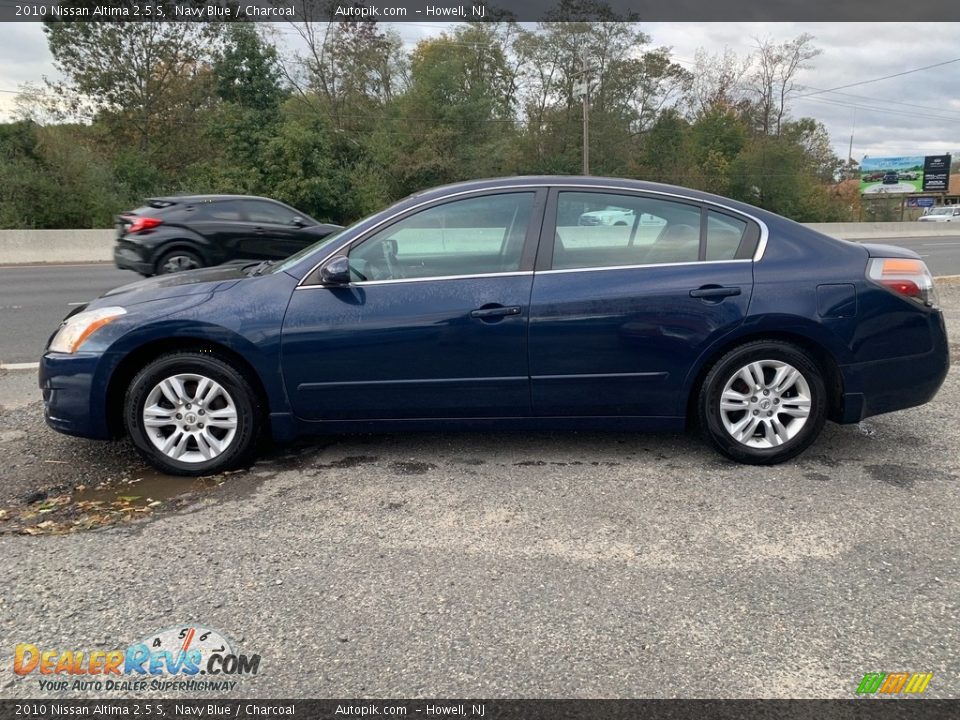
[1,18,855,229]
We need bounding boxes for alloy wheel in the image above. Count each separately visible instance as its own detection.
[142,373,239,463]
[718,359,812,448]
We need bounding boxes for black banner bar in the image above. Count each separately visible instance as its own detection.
[4,0,960,22]
[1,700,959,720]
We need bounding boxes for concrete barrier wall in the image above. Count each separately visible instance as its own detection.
[0,229,114,264]
[0,223,957,265]
[804,222,959,240]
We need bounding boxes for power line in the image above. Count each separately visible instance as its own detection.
[795,95,960,125]
[796,85,960,116]
[795,57,960,98]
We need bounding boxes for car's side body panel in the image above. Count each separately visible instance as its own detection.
[43,177,949,450]
[281,275,535,422]
[529,261,754,417]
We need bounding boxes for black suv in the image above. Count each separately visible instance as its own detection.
[113,195,342,276]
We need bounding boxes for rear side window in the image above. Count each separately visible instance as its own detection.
[705,211,747,261]
[193,201,246,221]
[553,192,700,270]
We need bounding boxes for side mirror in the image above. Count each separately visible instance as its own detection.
[290,216,307,228]
[320,256,351,285]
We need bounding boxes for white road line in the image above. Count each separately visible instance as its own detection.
[918,242,960,247]
[0,362,39,371]
[67,301,87,306]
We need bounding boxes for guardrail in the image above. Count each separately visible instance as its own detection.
[0,223,957,265]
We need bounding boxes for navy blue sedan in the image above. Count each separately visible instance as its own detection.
[40,177,949,475]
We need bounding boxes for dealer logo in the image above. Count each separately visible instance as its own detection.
[14,624,261,692]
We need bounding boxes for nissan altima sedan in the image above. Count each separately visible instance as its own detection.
[40,177,949,476]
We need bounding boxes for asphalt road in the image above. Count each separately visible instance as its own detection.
[0,264,139,364]
[1,285,959,698]
[1,235,960,365]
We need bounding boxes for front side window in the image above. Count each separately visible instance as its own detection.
[244,200,299,225]
[348,193,534,281]
[553,192,701,270]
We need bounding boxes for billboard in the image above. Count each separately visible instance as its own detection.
[860,155,951,194]
[922,155,951,192]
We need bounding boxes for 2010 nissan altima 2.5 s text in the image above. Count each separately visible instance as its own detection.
[40,177,950,476]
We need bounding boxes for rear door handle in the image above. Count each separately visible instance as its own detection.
[689,286,741,299]
[471,305,522,319]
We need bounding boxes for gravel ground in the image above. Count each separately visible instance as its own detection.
[1,286,959,698]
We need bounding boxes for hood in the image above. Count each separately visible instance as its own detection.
[100,262,251,303]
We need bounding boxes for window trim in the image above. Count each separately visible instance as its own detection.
[297,183,768,288]
[300,188,547,287]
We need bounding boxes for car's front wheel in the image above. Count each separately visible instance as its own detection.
[125,352,261,476]
[698,340,827,465]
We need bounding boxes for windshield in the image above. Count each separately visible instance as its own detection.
[928,208,950,215]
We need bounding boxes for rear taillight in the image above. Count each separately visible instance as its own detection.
[127,217,163,234]
[867,257,938,308]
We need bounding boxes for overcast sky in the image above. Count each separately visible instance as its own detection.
[1,22,958,162]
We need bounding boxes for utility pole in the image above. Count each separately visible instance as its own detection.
[573,52,596,176]
[582,84,590,175]
[847,108,857,174]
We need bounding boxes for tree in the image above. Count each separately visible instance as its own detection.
[748,34,821,137]
[285,19,405,131]
[686,47,751,117]
[43,18,224,159]
[192,25,288,194]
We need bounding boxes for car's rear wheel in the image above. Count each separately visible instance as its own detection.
[698,340,827,465]
[125,352,261,476]
[157,249,203,274]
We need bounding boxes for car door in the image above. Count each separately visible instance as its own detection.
[186,200,249,262]
[528,188,758,418]
[237,200,310,259]
[280,189,546,422]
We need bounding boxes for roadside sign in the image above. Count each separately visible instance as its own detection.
[922,155,951,193]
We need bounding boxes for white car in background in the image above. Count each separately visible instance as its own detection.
[578,206,667,228]
[918,207,960,222]
[578,205,636,226]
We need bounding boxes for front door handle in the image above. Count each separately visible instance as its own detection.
[471,305,522,319]
[689,286,741,299]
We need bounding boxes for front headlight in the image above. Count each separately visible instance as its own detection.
[49,306,127,354]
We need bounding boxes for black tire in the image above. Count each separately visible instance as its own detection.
[156,248,204,275]
[124,352,261,476]
[698,340,827,465]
